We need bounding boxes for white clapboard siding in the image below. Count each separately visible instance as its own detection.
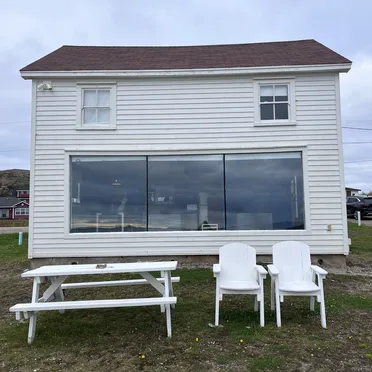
[30,73,348,258]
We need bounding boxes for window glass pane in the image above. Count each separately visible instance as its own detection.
[275,103,289,120]
[83,90,97,106]
[97,90,110,106]
[260,85,273,102]
[83,108,97,124]
[225,152,304,230]
[97,108,110,124]
[148,155,225,231]
[70,156,147,233]
[260,104,274,120]
[275,85,288,101]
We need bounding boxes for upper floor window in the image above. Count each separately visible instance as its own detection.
[76,83,117,130]
[260,84,289,120]
[83,89,110,125]
[254,79,296,126]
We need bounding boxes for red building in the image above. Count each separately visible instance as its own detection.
[16,189,30,203]
[0,190,30,220]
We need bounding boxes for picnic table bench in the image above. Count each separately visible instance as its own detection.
[10,262,179,343]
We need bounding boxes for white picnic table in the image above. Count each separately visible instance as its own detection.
[10,261,179,343]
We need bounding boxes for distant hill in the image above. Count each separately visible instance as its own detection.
[0,169,30,197]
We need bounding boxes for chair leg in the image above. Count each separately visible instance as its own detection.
[215,287,220,326]
[320,291,327,329]
[260,295,265,327]
[275,284,281,327]
[254,296,258,312]
[271,279,275,311]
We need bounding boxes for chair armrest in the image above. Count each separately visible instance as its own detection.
[311,265,328,277]
[255,265,268,277]
[213,264,221,277]
[268,264,279,276]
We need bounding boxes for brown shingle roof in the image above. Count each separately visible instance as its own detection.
[21,39,351,72]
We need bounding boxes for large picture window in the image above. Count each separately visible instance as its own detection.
[70,156,147,233]
[148,155,225,231]
[70,152,305,233]
[225,153,304,230]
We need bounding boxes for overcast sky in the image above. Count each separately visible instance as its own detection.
[1,0,371,191]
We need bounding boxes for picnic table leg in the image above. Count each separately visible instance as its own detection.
[160,271,165,313]
[28,278,40,344]
[168,272,175,310]
[163,271,172,337]
[51,276,65,314]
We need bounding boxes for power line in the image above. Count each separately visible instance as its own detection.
[342,126,372,131]
[343,141,372,144]
[345,159,372,164]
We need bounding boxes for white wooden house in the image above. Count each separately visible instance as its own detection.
[20,39,351,261]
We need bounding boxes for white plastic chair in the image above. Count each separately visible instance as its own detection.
[213,243,268,327]
[268,241,328,328]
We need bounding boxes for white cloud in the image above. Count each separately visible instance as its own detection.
[341,54,372,120]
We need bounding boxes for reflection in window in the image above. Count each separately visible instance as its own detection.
[225,152,304,230]
[70,156,146,233]
[70,152,305,233]
[148,155,225,231]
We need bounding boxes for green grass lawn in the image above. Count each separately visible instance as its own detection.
[349,222,372,257]
[0,231,371,371]
[0,219,29,227]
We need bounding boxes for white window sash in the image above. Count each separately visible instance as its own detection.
[82,89,111,125]
[259,83,290,121]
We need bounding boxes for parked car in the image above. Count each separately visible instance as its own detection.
[346,196,372,219]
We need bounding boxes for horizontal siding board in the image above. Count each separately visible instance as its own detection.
[35,131,340,141]
[35,124,340,133]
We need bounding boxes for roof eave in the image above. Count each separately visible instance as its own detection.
[20,63,352,79]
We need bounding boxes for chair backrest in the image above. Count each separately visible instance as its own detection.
[272,241,312,283]
[219,243,257,283]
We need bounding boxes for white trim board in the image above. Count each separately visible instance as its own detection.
[21,63,351,79]
[335,74,349,255]
[28,80,37,259]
